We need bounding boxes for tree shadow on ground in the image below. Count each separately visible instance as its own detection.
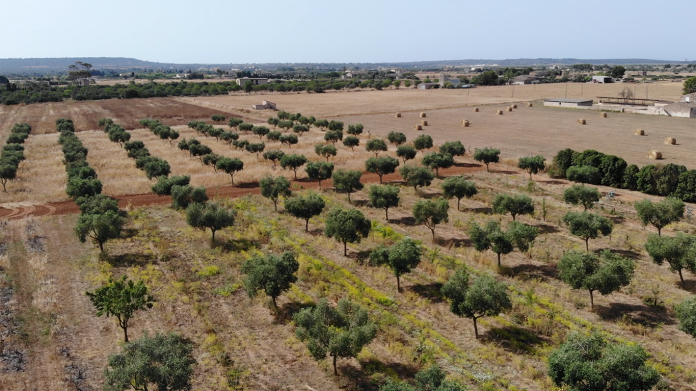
[351,199,370,207]
[595,248,642,260]
[105,253,155,267]
[677,279,696,294]
[348,249,373,265]
[505,263,559,281]
[392,215,417,226]
[272,301,315,325]
[481,325,548,355]
[120,228,139,239]
[222,238,259,252]
[342,359,418,391]
[537,179,567,185]
[494,170,519,175]
[595,302,675,327]
[608,215,625,224]
[433,235,470,248]
[408,282,444,303]
[462,206,492,215]
[417,189,443,199]
[535,223,560,234]
[453,162,482,168]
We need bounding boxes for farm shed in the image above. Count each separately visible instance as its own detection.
[236,77,269,86]
[663,101,696,118]
[418,83,438,90]
[252,100,277,110]
[592,76,613,83]
[512,75,540,85]
[543,98,593,108]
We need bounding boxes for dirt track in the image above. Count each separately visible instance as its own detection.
[0,164,486,220]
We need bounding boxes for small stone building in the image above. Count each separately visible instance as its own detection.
[252,100,277,110]
[543,98,593,108]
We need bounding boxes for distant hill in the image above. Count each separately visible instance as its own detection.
[1,57,693,74]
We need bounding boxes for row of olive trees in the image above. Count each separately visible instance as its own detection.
[0,123,31,192]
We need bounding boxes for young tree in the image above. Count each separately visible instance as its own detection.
[518,155,546,180]
[558,250,635,309]
[548,333,660,391]
[441,176,477,210]
[366,138,388,156]
[294,299,377,376]
[413,134,434,154]
[267,117,280,128]
[242,251,299,309]
[634,197,685,236]
[260,175,291,211]
[245,142,265,158]
[170,185,208,209]
[439,140,465,157]
[305,161,334,189]
[324,130,343,144]
[86,276,154,342]
[293,124,309,136]
[342,135,360,152]
[215,157,244,184]
[492,193,535,221]
[347,123,364,135]
[387,238,421,291]
[314,119,329,130]
[74,210,124,253]
[441,271,512,338]
[644,233,696,286]
[469,220,538,268]
[365,156,400,184]
[396,145,417,163]
[387,131,407,146]
[279,133,299,148]
[422,152,454,176]
[563,184,601,210]
[369,185,400,220]
[676,296,696,338]
[266,130,282,142]
[185,202,235,242]
[399,164,434,192]
[211,114,226,122]
[103,332,196,391]
[285,193,326,232]
[280,154,307,179]
[325,207,372,256]
[332,169,363,203]
[238,122,253,133]
[473,147,500,172]
[315,143,338,161]
[0,164,17,192]
[263,149,285,168]
[252,126,270,139]
[562,211,614,252]
[413,198,449,239]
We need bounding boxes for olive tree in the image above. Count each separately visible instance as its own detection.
[366,138,388,156]
[634,197,684,236]
[413,134,433,154]
[644,233,696,286]
[518,155,546,180]
[305,161,334,189]
[185,202,235,242]
[439,140,465,157]
[396,145,417,163]
[315,143,337,161]
[413,198,449,239]
[343,135,360,152]
[369,185,400,220]
[422,152,454,176]
[441,270,512,338]
[676,296,696,338]
[387,131,407,146]
[325,208,371,256]
[86,276,154,342]
[280,154,307,179]
[260,175,291,211]
[171,185,208,209]
[563,184,601,210]
[441,176,477,210]
[332,169,363,203]
[216,157,244,184]
[365,156,400,184]
[347,123,364,135]
[562,211,613,252]
[74,210,124,253]
[469,220,538,268]
[558,250,635,309]
[294,299,377,376]
[241,251,299,309]
[492,193,535,221]
[473,147,500,172]
[151,175,190,196]
[285,193,326,232]
[400,164,434,192]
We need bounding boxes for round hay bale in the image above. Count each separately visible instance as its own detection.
[462,119,470,127]
[507,107,513,112]
[577,119,586,125]
[511,104,518,109]
[649,150,662,159]
[600,112,607,118]
[496,110,503,115]
[473,107,479,112]
[621,108,625,113]
[634,129,645,135]
[421,120,428,126]
[395,113,401,118]
[664,137,676,145]
[527,102,533,107]
[420,112,426,118]
[414,124,423,130]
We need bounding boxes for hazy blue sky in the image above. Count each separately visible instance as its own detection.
[3,0,694,63]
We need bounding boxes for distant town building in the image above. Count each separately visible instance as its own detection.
[252,100,277,110]
[592,76,613,83]
[417,83,438,90]
[543,98,593,108]
[529,71,549,77]
[512,75,540,85]
[236,77,269,86]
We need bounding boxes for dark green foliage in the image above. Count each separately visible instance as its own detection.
[387,131,407,146]
[644,233,696,286]
[386,238,422,291]
[314,143,337,161]
[634,197,684,236]
[305,161,334,189]
[347,123,364,135]
[238,122,253,133]
[598,155,627,187]
[280,154,307,179]
[342,135,360,151]
[422,152,454,176]
[413,198,449,238]
[74,209,124,253]
[566,165,601,184]
[170,185,208,209]
[76,194,119,215]
[325,208,371,256]
[279,133,299,147]
[439,140,465,157]
[292,124,309,136]
[369,185,400,220]
[228,117,243,129]
[622,164,639,190]
[86,276,154,342]
[491,193,534,220]
[103,332,195,391]
[365,156,400,183]
[400,164,434,192]
[278,120,294,132]
[553,148,578,177]
[66,178,103,200]
[655,164,687,196]
[469,220,538,267]
[260,175,291,211]
[366,138,388,156]
[211,114,226,122]
[327,120,344,131]
[379,365,467,391]
[294,298,377,375]
[441,176,477,210]
[518,155,546,180]
[558,250,635,308]
[245,142,265,158]
[252,125,270,139]
[441,270,512,338]
[332,169,363,203]
[0,164,17,191]
[285,193,326,232]
[413,134,434,153]
[142,157,170,179]
[215,157,244,185]
[220,131,240,144]
[324,130,343,144]
[564,184,601,210]
[201,153,221,171]
[189,142,213,158]
[675,296,696,338]
[562,211,613,251]
[242,251,299,309]
[396,145,417,163]
[674,170,696,202]
[473,147,500,172]
[151,175,190,196]
[263,149,285,166]
[185,202,235,242]
[548,333,660,391]
[683,76,696,95]
[635,165,658,194]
